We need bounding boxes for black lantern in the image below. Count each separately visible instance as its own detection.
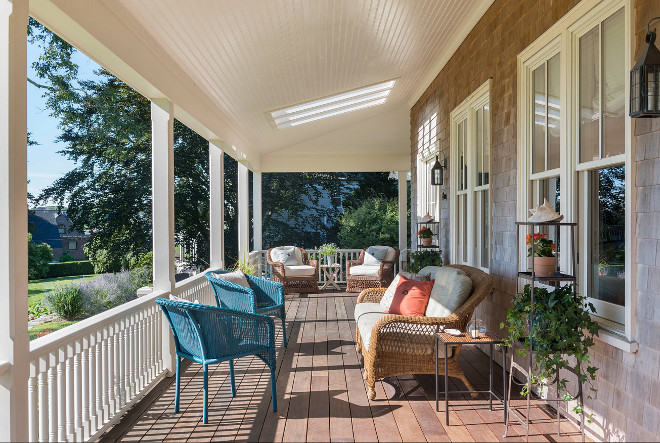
[430,155,446,186]
[630,17,660,118]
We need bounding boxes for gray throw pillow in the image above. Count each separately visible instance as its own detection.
[212,270,251,289]
[364,246,390,266]
[420,266,473,318]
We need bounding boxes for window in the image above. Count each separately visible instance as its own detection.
[58,224,65,234]
[68,241,77,250]
[415,106,440,247]
[518,0,631,338]
[451,80,491,271]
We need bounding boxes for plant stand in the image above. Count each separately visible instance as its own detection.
[504,221,585,442]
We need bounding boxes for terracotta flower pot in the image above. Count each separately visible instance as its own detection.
[533,256,556,277]
[421,237,433,247]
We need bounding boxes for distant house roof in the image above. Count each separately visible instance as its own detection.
[28,208,88,250]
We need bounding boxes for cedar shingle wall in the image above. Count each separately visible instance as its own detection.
[410,0,660,440]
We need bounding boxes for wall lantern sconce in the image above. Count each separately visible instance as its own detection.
[630,17,660,118]
[431,155,446,186]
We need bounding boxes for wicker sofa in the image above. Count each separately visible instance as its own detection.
[346,247,400,293]
[267,246,319,294]
[354,264,493,399]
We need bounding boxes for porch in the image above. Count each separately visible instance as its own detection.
[100,288,585,442]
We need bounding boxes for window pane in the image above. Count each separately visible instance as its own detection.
[579,26,600,163]
[602,9,625,158]
[476,107,483,186]
[589,165,625,307]
[458,120,465,191]
[477,190,489,268]
[483,103,490,185]
[534,177,561,250]
[532,64,546,173]
[547,53,561,170]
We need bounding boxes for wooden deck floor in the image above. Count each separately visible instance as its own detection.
[100,291,586,442]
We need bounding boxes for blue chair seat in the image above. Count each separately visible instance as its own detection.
[156,298,278,424]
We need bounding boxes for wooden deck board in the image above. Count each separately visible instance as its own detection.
[100,291,587,443]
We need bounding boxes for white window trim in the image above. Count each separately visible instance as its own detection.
[516,0,635,350]
[450,79,492,272]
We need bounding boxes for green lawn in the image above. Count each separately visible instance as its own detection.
[29,320,77,340]
[28,274,100,305]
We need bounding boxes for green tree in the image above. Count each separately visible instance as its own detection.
[28,233,53,280]
[338,198,399,249]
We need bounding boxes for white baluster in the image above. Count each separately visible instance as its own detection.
[101,329,108,424]
[156,311,162,373]
[95,332,103,427]
[74,342,83,442]
[88,340,97,434]
[47,360,57,442]
[81,343,90,440]
[146,311,153,383]
[127,317,135,401]
[57,350,66,442]
[140,311,147,390]
[28,363,38,442]
[112,322,119,414]
[103,326,111,421]
[118,322,126,409]
[38,361,48,443]
[65,346,75,441]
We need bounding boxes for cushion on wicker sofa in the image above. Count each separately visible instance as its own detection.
[354,302,451,356]
[419,266,473,318]
[349,264,380,276]
[380,271,431,311]
[283,264,316,277]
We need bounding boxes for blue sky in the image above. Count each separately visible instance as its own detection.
[27,37,100,201]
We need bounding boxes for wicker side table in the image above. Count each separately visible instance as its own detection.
[435,331,507,426]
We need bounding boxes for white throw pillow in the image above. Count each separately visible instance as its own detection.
[169,294,199,304]
[379,271,431,311]
[420,266,473,318]
[364,246,390,266]
[271,246,299,266]
[211,270,251,289]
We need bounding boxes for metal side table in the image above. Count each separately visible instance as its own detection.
[435,331,507,426]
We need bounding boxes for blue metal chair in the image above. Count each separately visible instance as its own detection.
[205,270,288,347]
[155,298,277,424]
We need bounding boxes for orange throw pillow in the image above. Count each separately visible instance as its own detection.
[387,276,435,316]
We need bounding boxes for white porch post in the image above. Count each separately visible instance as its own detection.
[398,171,408,269]
[151,100,176,375]
[209,141,225,269]
[253,172,262,252]
[0,1,29,440]
[237,161,249,261]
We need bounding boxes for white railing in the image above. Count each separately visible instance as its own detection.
[28,290,169,442]
[173,271,214,304]
[251,249,406,285]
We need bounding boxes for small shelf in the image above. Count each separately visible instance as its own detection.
[418,244,440,249]
[517,271,576,282]
[515,221,577,227]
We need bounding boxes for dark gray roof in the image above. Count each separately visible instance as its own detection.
[28,209,62,250]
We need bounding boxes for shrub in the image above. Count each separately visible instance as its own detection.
[28,300,51,320]
[58,251,75,262]
[406,250,443,273]
[338,199,399,249]
[45,284,84,319]
[47,260,96,278]
[79,267,151,315]
[88,248,121,274]
[28,233,53,280]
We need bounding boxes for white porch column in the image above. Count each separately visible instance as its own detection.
[0,1,29,440]
[151,100,176,374]
[237,161,249,261]
[398,171,408,268]
[253,172,262,252]
[209,141,225,269]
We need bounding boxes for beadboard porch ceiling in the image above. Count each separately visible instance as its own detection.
[29,0,493,172]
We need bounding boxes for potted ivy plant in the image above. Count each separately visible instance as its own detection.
[527,232,556,277]
[501,284,600,415]
[418,227,434,247]
[318,243,339,265]
[406,249,442,273]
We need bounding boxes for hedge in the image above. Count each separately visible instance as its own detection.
[47,260,96,278]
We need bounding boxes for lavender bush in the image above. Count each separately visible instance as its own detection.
[77,267,151,315]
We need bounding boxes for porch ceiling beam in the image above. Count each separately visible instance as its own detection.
[0,1,29,440]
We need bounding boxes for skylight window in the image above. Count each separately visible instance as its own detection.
[271,79,396,129]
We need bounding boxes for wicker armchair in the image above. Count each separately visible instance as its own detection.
[346,247,400,293]
[355,264,493,400]
[266,247,319,294]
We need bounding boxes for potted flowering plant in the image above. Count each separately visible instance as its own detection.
[526,232,556,277]
[318,243,339,265]
[418,227,434,247]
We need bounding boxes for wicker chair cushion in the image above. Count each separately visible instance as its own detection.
[380,271,431,311]
[364,246,390,265]
[169,294,200,304]
[349,265,381,276]
[270,246,299,266]
[420,266,473,318]
[283,264,316,277]
[354,302,451,356]
[211,270,251,288]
